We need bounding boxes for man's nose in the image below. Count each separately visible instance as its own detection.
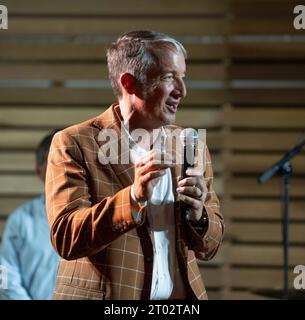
[173,78,187,99]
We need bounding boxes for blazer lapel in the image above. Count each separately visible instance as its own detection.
[93,104,134,188]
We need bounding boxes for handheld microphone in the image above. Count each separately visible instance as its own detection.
[179,128,198,220]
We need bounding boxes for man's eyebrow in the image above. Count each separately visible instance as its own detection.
[161,69,174,74]
[161,70,185,75]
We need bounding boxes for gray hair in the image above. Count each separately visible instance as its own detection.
[106,30,187,99]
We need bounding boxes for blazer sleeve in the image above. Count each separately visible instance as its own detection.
[185,146,225,261]
[45,131,146,260]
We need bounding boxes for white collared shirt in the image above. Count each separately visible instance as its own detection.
[125,126,186,300]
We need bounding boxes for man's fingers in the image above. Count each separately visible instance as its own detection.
[137,154,174,176]
[178,176,204,190]
[176,185,203,198]
[138,161,172,177]
[136,152,154,167]
[185,166,204,177]
[136,149,175,167]
[177,193,202,210]
[141,169,166,184]
[137,150,159,165]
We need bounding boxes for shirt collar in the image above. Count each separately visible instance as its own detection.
[121,123,168,152]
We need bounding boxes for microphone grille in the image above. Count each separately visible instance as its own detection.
[180,128,198,146]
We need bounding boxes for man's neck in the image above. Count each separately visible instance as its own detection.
[119,103,161,150]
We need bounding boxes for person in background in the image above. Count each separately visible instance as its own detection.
[0,130,60,300]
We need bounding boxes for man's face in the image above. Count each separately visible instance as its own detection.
[134,48,186,129]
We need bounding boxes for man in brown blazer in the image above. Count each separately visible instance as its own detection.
[46,30,224,300]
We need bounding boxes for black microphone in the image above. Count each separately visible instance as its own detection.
[179,128,198,220]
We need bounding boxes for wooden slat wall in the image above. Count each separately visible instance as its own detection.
[223,0,305,300]
[1,0,305,300]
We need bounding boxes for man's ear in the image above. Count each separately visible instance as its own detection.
[120,73,136,94]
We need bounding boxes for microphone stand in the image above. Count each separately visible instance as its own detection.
[258,137,305,300]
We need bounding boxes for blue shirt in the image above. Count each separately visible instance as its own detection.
[0,194,60,300]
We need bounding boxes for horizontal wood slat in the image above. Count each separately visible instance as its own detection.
[225,132,302,151]
[229,245,305,266]
[187,44,227,60]
[0,175,43,195]
[1,88,304,105]
[222,290,273,300]
[0,64,108,80]
[2,89,304,105]
[230,42,305,59]
[6,63,305,82]
[0,88,228,105]
[230,89,305,104]
[0,43,228,61]
[0,129,51,150]
[0,107,223,128]
[163,109,223,128]
[230,0,299,16]
[226,109,305,128]
[230,268,299,289]
[205,291,223,300]
[227,154,305,174]
[200,268,224,288]
[5,18,228,36]
[0,64,226,81]
[231,18,298,35]
[226,199,305,220]
[0,88,115,105]
[230,222,305,243]
[168,89,228,105]
[0,44,109,61]
[228,177,305,197]
[230,64,305,80]
[235,289,305,300]
[0,152,35,171]
[7,0,227,15]
[0,196,41,217]
[0,107,105,128]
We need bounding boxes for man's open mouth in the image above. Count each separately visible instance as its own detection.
[166,103,178,113]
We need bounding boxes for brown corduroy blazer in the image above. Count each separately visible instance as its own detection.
[45,104,224,300]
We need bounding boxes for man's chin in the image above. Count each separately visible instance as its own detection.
[142,115,176,129]
[163,114,176,126]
